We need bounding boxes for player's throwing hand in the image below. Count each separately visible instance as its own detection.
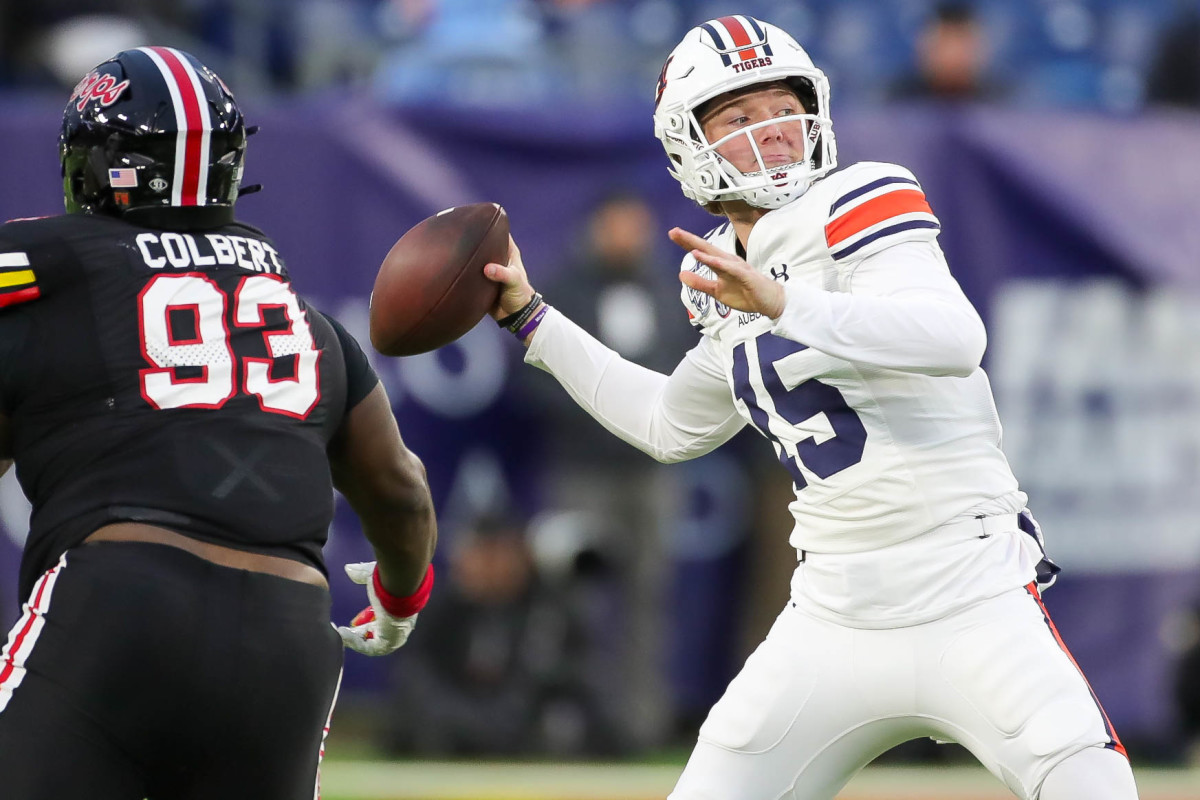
[671,227,786,319]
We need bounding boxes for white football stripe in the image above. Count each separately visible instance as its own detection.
[313,665,344,800]
[177,52,213,205]
[138,47,213,206]
[0,554,67,715]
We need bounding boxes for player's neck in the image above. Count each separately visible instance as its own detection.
[721,202,769,253]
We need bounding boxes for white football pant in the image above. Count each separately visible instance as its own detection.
[669,585,1135,800]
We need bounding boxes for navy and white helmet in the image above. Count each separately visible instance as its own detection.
[653,16,837,210]
[60,47,249,226]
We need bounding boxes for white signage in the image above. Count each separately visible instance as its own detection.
[989,280,1200,572]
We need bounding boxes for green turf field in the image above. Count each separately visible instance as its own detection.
[320,760,1200,800]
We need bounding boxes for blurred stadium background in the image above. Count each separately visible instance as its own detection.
[2,0,1200,797]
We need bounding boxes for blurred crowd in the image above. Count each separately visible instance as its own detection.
[4,0,1200,111]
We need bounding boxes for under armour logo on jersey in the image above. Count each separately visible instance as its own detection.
[770,264,789,282]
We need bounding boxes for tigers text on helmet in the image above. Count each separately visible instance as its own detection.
[653,16,837,210]
[60,47,248,228]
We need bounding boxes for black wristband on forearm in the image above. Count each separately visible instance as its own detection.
[498,292,543,331]
[496,308,524,328]
[507,293,544,333]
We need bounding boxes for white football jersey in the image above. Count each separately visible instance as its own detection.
[679,161,1024,553]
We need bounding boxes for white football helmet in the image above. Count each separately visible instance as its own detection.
[653,16,837,210]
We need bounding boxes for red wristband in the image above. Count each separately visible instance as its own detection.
[372,564,434,618]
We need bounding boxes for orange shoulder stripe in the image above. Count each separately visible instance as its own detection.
[825,189,933,248]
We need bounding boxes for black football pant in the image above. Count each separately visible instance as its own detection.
[0,541,343,799]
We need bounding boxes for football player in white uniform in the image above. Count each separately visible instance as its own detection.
[483,15,1139,800]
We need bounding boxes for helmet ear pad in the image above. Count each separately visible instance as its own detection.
[83,145,112,208]
[60,132,117,215]
[787,76,819,119]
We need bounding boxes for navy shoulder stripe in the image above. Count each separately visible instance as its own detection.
[830,220,940,261]
[830,175,919,216]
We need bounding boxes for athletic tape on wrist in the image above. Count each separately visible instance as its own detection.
[372,564,434,618]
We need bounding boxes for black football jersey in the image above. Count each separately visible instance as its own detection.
[0,213,378,598]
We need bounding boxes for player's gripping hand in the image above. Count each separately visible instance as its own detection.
[670,227,786,319]
[483,235,537,319]
[337,561,433,656]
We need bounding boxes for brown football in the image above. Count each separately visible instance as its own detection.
[369,203,508,356]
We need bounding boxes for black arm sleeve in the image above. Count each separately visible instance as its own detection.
[320,311,380,411]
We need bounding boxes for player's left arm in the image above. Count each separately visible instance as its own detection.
[0,323,17,470]
[675,162,985,377]
[671,229,984,376]
[320,311,437,655]
[768,240,987,376]
[0,224,56,472]
[328,383,437,655]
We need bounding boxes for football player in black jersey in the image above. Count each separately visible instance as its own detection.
[0,47,437,798]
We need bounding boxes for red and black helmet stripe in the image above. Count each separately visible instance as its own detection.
[137,46,214,207]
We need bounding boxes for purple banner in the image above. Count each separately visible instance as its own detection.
[2,95,1199,746]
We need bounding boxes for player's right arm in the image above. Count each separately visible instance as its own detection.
[0,226,39,469]
[485,237,746,463]
[0,411,10,471]
[526,312,745,462]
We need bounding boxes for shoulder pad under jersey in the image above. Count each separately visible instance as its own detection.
[823,161,941,264]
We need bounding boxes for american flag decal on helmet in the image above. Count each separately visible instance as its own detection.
[700,15,774,66]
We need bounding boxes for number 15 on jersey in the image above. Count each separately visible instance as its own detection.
[731,333,867,490]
